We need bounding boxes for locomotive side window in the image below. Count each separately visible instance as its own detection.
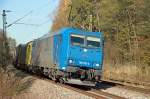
[87,36,100,48]
[71,34,85,46]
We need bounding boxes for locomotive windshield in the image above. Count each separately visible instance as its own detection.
[71,34,100,48]
[71,34,85,46]
[87,36,100,48]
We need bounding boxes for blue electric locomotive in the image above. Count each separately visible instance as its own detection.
[16,27,104,86]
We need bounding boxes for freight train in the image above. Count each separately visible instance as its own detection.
[15,27,104,86]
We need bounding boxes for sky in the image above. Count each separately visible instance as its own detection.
[0,0,60,44]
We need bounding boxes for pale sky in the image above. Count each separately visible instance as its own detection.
[0,0,60,44]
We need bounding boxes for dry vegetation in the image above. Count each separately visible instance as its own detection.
[51,0,71,31]
[0,30,35,98]
[103,37,150,86]
[0,65,35,98]
[103,64,150,85]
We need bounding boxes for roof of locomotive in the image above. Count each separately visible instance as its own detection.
[37,27,102,40]
[31,27,103,43]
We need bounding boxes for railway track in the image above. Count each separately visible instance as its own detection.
[31,74,125,99]
[101,79,150,95]
[86,89,124,99]
[44,80,124,99]
[58,84,123,99]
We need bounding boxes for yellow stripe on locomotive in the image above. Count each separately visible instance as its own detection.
[25,42,32,65]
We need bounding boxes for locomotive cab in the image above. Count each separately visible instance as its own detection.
[69,34,102,70]
[54,28,104,86]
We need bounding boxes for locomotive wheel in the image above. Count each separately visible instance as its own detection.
[59,77,65,84]
[52,76,59,83]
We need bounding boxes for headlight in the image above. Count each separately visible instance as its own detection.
[69,59,73,63]
[95,63,100,67]
[62,67,66,70]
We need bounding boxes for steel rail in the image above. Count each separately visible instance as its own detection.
[32,74,125,99]
[101,79,150,95]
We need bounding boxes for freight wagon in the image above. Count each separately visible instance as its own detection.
[15,27,104,86]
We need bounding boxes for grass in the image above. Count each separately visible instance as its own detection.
[102,63,150,87]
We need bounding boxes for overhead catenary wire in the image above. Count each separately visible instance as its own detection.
[7,11,33,28]
[5,0,57,42]
[6,0,53,28]
[38,19,51,26]
[14,23,39,27]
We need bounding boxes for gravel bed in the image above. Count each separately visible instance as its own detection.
[3,65,150,99]
[13,77,94,99]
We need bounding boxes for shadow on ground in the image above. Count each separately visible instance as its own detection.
[66,81,117,91]
[94,81,116,90]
